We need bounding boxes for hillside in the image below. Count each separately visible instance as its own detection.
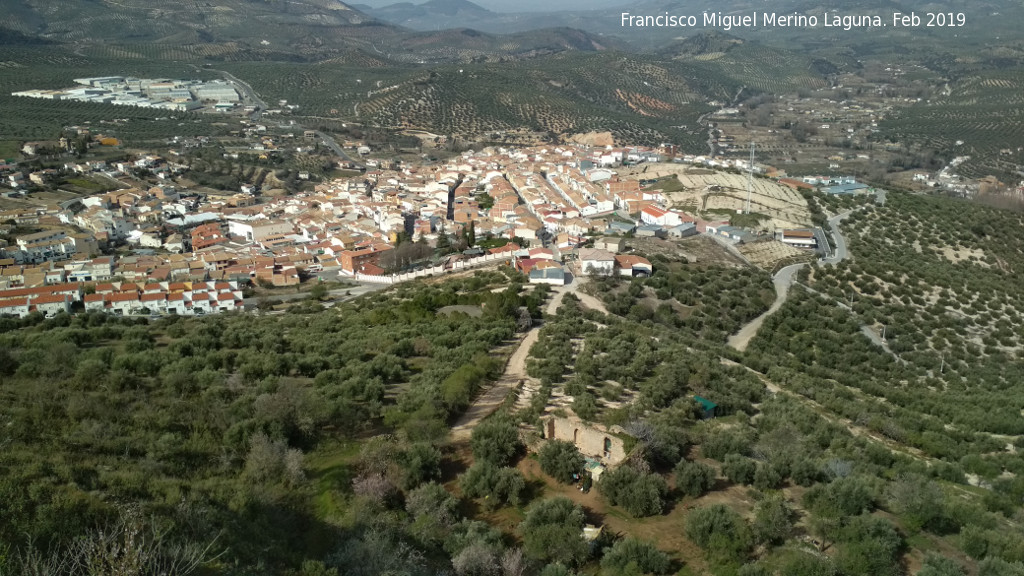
[5,193,1024,575]
[362,0,495,30]
[215,50,752,147]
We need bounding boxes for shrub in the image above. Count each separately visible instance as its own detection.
[674,460,716,498]
[701,430,751,461]
[804,476,877,519]
[778,553,839,576]
[834,514,903,576]
[471,418,522,467]
[752,495,793,546]
[685,504,752,566]
[519,498,589,567]
[538,440,585,484]
[600,538,671,576]
[406,482,460,545]
[399,442,442,489]
[460,462,526,510]
[451,542,500,576]
[722,454,756,485]
[598,465,668,518]
[978,558,1024,576]
[918,553,966,576]
[753,463,784,491]
[886,474,945,533]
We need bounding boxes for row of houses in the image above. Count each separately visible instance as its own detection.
[0,280,243,318]
[84,280,243,316]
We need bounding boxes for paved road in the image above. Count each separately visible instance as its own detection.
[315,130,363,168]
[822,209,855,265]
[728,263,805,351]
[728,207,856,351]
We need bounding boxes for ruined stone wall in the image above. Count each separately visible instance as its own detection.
[544,415,628,466]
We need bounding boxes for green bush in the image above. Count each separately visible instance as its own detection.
[519,498,589,567]
[722,454,756,485]
[684,504,752,566]
[538,440,585,484]
[471,418,522,467]
[752,495,793,546]
[600,538,671,576]
[598,465,668,518]
[834,514,903,576]
[460,462,526,510]
[399,442,442,490]
[674,460,716,498]
[804,476,877,519]
[918,553,967,576]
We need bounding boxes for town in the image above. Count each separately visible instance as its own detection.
[0,135,875,319]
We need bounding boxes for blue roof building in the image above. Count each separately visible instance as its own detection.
[824,182,869,195]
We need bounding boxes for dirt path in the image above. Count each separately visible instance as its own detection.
[573,289,609,315]
[449,279,607,441]
[450,328,539,441]
[564,273,610,315]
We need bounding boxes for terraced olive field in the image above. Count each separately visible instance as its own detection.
[756,191,1024,454]
[221,52,748,147]
[879,70,1024,181]
[668,42,831,96]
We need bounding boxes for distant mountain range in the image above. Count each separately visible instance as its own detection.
[1,0,1019,58]
[355,0,1024,50]
[0,0,626,62]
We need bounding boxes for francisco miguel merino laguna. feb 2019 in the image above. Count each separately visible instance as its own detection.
[620,11,967,30]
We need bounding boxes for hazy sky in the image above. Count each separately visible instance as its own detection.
[354,0,626,12]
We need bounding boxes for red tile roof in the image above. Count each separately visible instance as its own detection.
[642,205,667,218]
[107,292,140,303]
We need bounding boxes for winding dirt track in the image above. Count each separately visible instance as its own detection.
[450,279,605,441]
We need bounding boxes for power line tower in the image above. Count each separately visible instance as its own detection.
[745,141,756,214]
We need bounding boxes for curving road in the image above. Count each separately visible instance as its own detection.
[822,210,854,264]
[728,263,806,351]
[728,208,854,351]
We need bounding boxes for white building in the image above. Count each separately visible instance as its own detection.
[578,248,616,276]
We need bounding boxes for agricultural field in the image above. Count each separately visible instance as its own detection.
[515,235,1024,575]
[880,69,1024,182]
[220,52,727,149]
[671,41,831,96]
[745,190,1024,471]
